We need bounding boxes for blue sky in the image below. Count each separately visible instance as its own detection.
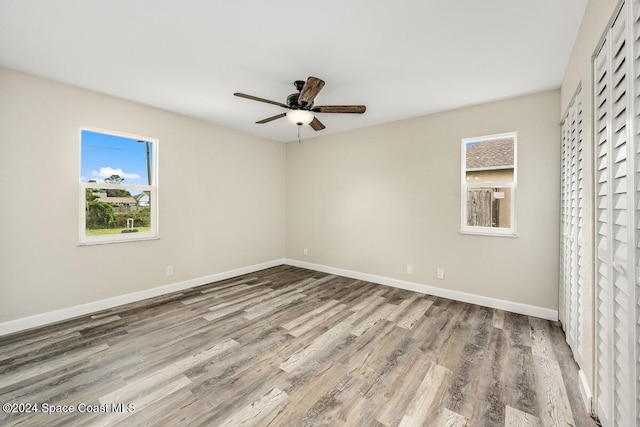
[81,130,152,185]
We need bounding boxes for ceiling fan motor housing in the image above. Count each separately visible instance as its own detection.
[287,92,313,110]
[287,93,300,108]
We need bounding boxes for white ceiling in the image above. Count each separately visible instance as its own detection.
[0,1,588,143]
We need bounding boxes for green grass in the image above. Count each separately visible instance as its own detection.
[86,227,151,236]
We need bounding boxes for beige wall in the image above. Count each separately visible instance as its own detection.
[286,90,561,310]
[0,67,286,322]
[559,0,620,410]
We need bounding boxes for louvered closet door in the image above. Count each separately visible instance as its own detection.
[560,112,570,327]
[632,1,640,423]
[593,2,638,425]
[560,123,568,327]
[594,30,612,425]
[560,90,584,362]
[574,92,592,365]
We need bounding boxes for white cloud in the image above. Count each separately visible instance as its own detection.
[92,167,141,181]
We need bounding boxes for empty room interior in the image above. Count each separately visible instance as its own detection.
[1,0,638,426]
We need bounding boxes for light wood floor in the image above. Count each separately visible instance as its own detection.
[0,265,594,426]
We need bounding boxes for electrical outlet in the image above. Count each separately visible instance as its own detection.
[166,265,174,276]
[303,248,308,256]
[436,268,445,280]
[406,264,413,274]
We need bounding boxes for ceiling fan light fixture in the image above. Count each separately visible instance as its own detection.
[286,110,314,126]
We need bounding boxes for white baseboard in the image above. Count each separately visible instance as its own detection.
[284,258,558,321]
[0,259,286,337]
[0,257,558,337]
[578,369,593,414]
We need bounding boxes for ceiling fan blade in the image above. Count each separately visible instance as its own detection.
[234,92,289,109]
[298,76,325,106]
[256,113,286,124]
[313,105,366,114]
[309,117,326,131]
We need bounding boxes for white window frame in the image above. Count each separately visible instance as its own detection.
[79,127,159,245]
[461,131,517,237]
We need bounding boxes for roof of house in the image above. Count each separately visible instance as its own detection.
[97,196,136,204]
[133,192,149,201]
[466,138,514,170]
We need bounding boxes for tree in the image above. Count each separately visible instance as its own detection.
[85,188,98,202]
[86,201,115,229]
[104,174,124,185]
[103,174,131,197]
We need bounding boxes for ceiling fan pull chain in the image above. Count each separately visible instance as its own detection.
[297,125,302,143]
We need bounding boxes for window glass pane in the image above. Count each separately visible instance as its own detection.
[466,187,512,228]
[81,130,153,185]
[85,188,152,236]
[465,137,514,173]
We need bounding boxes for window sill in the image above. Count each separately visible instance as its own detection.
[78,235,160,246]
[460,229,517,238]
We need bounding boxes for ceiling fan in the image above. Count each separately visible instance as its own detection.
[234,76,366,131]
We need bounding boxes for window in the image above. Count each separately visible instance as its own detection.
[461,132,516,236]
[79,128,158,245]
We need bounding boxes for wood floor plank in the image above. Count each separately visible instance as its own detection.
[268,362,353,426]
[218,387,288,427]
[356,332,416,401]
[431,407,469,427]
[0,330,83,360]
[505,405,542,427]
[546,319,596,427]
[279,320,351,373]
[397,363,451,426]
[472,325,507,425]
[286,303,347,338]
[350,302,395,336]
[106,388,195,426]
[242,291,306,320]
[372,347,432,426]
[445,341,485,419]
[202,287,273,321]
[0,265,595,427]
[529,317,576,427]
[506,339,539,417]
[99,338,238,405]
[280,299,340,331]
[396,298,433,329]
[94,375,193,426]
[493,309,506,329]
[0,343,109,389]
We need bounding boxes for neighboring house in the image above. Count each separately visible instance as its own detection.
[95,192,137,212]
[465,138,514,228]
[466,138,514,170]
[134,191,150,207]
